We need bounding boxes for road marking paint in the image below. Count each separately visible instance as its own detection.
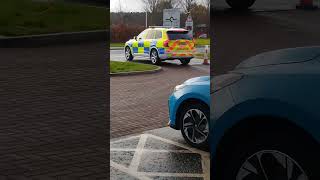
[111,133,210,179]
[201,154,210,180]
[129,134,148,172]
[111,160,152,180]
[146,134,209,156]
[110,135,141,144]
[111,148,193,154]
[138,172,205,178]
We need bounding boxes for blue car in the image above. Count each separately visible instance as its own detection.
[211,47,320,180]
[168,76,210,149]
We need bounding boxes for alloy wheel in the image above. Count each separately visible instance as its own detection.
[182,109,209,144]
[125,47,131,61]
[237,150,308,180]
[151,50,158,64]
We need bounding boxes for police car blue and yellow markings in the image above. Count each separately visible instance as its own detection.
[125,28,195,59]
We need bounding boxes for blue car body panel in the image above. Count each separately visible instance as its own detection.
[210,47,320,157]
[169,76,210,129]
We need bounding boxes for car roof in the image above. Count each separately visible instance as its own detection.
[148,27,188,31]
[236,46,320,69]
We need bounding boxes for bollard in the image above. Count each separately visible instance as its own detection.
[296,0,318,9]
[203,45,210,65]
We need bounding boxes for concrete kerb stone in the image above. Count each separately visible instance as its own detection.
[110,66,162,77]
[0,30,109,48]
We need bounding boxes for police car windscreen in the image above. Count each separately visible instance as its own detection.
[167,31,191,40]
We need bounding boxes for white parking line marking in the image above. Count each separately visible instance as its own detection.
[129,134,148,172]
[111,161,152,180]
[110,135,141,144]
[138,172,205,178]
[111,148,193,154]
[110,133,210,180]
[146,134,209,156]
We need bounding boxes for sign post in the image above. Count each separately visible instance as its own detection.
[185,14,193,38]
[163,9,180,28]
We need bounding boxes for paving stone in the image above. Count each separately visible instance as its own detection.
[0,42,108,178]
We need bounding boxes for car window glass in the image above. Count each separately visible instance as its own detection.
[137,30,147,40]
[155,30,162,39]
[167,31,192,40]
[146,30,155,39]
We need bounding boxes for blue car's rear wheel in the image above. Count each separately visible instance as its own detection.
[180,103,209,149]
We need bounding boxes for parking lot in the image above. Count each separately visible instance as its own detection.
[110,60,210,138]
[0,42,108,179]
[111,0,320,178]
[110,127,210,180]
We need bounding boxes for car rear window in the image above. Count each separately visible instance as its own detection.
[167,31,191,40]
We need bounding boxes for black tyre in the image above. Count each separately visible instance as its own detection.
[226,0,256,10]
[180,58,191,65]
[125,46,133,61]
[213,127,320,180]
[180,103,209,150]
[150,49,161,65]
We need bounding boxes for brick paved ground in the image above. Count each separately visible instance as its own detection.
[0,42,108,179]
[110,63,209,139]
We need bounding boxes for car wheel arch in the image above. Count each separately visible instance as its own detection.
[125,45,132,53]
[149,47,159,57]
[215,116,319,159]
[175,98,209,130]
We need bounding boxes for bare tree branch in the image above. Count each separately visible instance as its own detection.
[142,0,160,13]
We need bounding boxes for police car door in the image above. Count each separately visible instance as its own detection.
[144,30,156,57]
[132,29,148,56]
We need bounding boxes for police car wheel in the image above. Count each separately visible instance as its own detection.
[180,58,191,65]
[150,49,161,65]
[125,47,133,61]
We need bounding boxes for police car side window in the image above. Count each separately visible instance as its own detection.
[155,31,162,39]
[137,30,147,40]
[146,30,155,39]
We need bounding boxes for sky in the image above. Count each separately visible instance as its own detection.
[110,0,145,12]
[110,0,206,12]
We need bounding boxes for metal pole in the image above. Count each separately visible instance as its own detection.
[146,12,148,28]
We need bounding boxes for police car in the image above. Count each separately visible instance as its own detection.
[124,27,196,65]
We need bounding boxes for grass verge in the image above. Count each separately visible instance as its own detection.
[110,43,124,47]
[194,38,210,46]
[0,0,107,36]
[110,61,158,73]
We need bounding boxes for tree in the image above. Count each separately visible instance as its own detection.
[203,0,210,10]
[179,0,197,13]
[156,0,173,12]
[142,0,160,13]
[190,3,209,25]
[142,0,160,25]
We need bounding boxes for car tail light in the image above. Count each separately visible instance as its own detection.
[163,40,169,47]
